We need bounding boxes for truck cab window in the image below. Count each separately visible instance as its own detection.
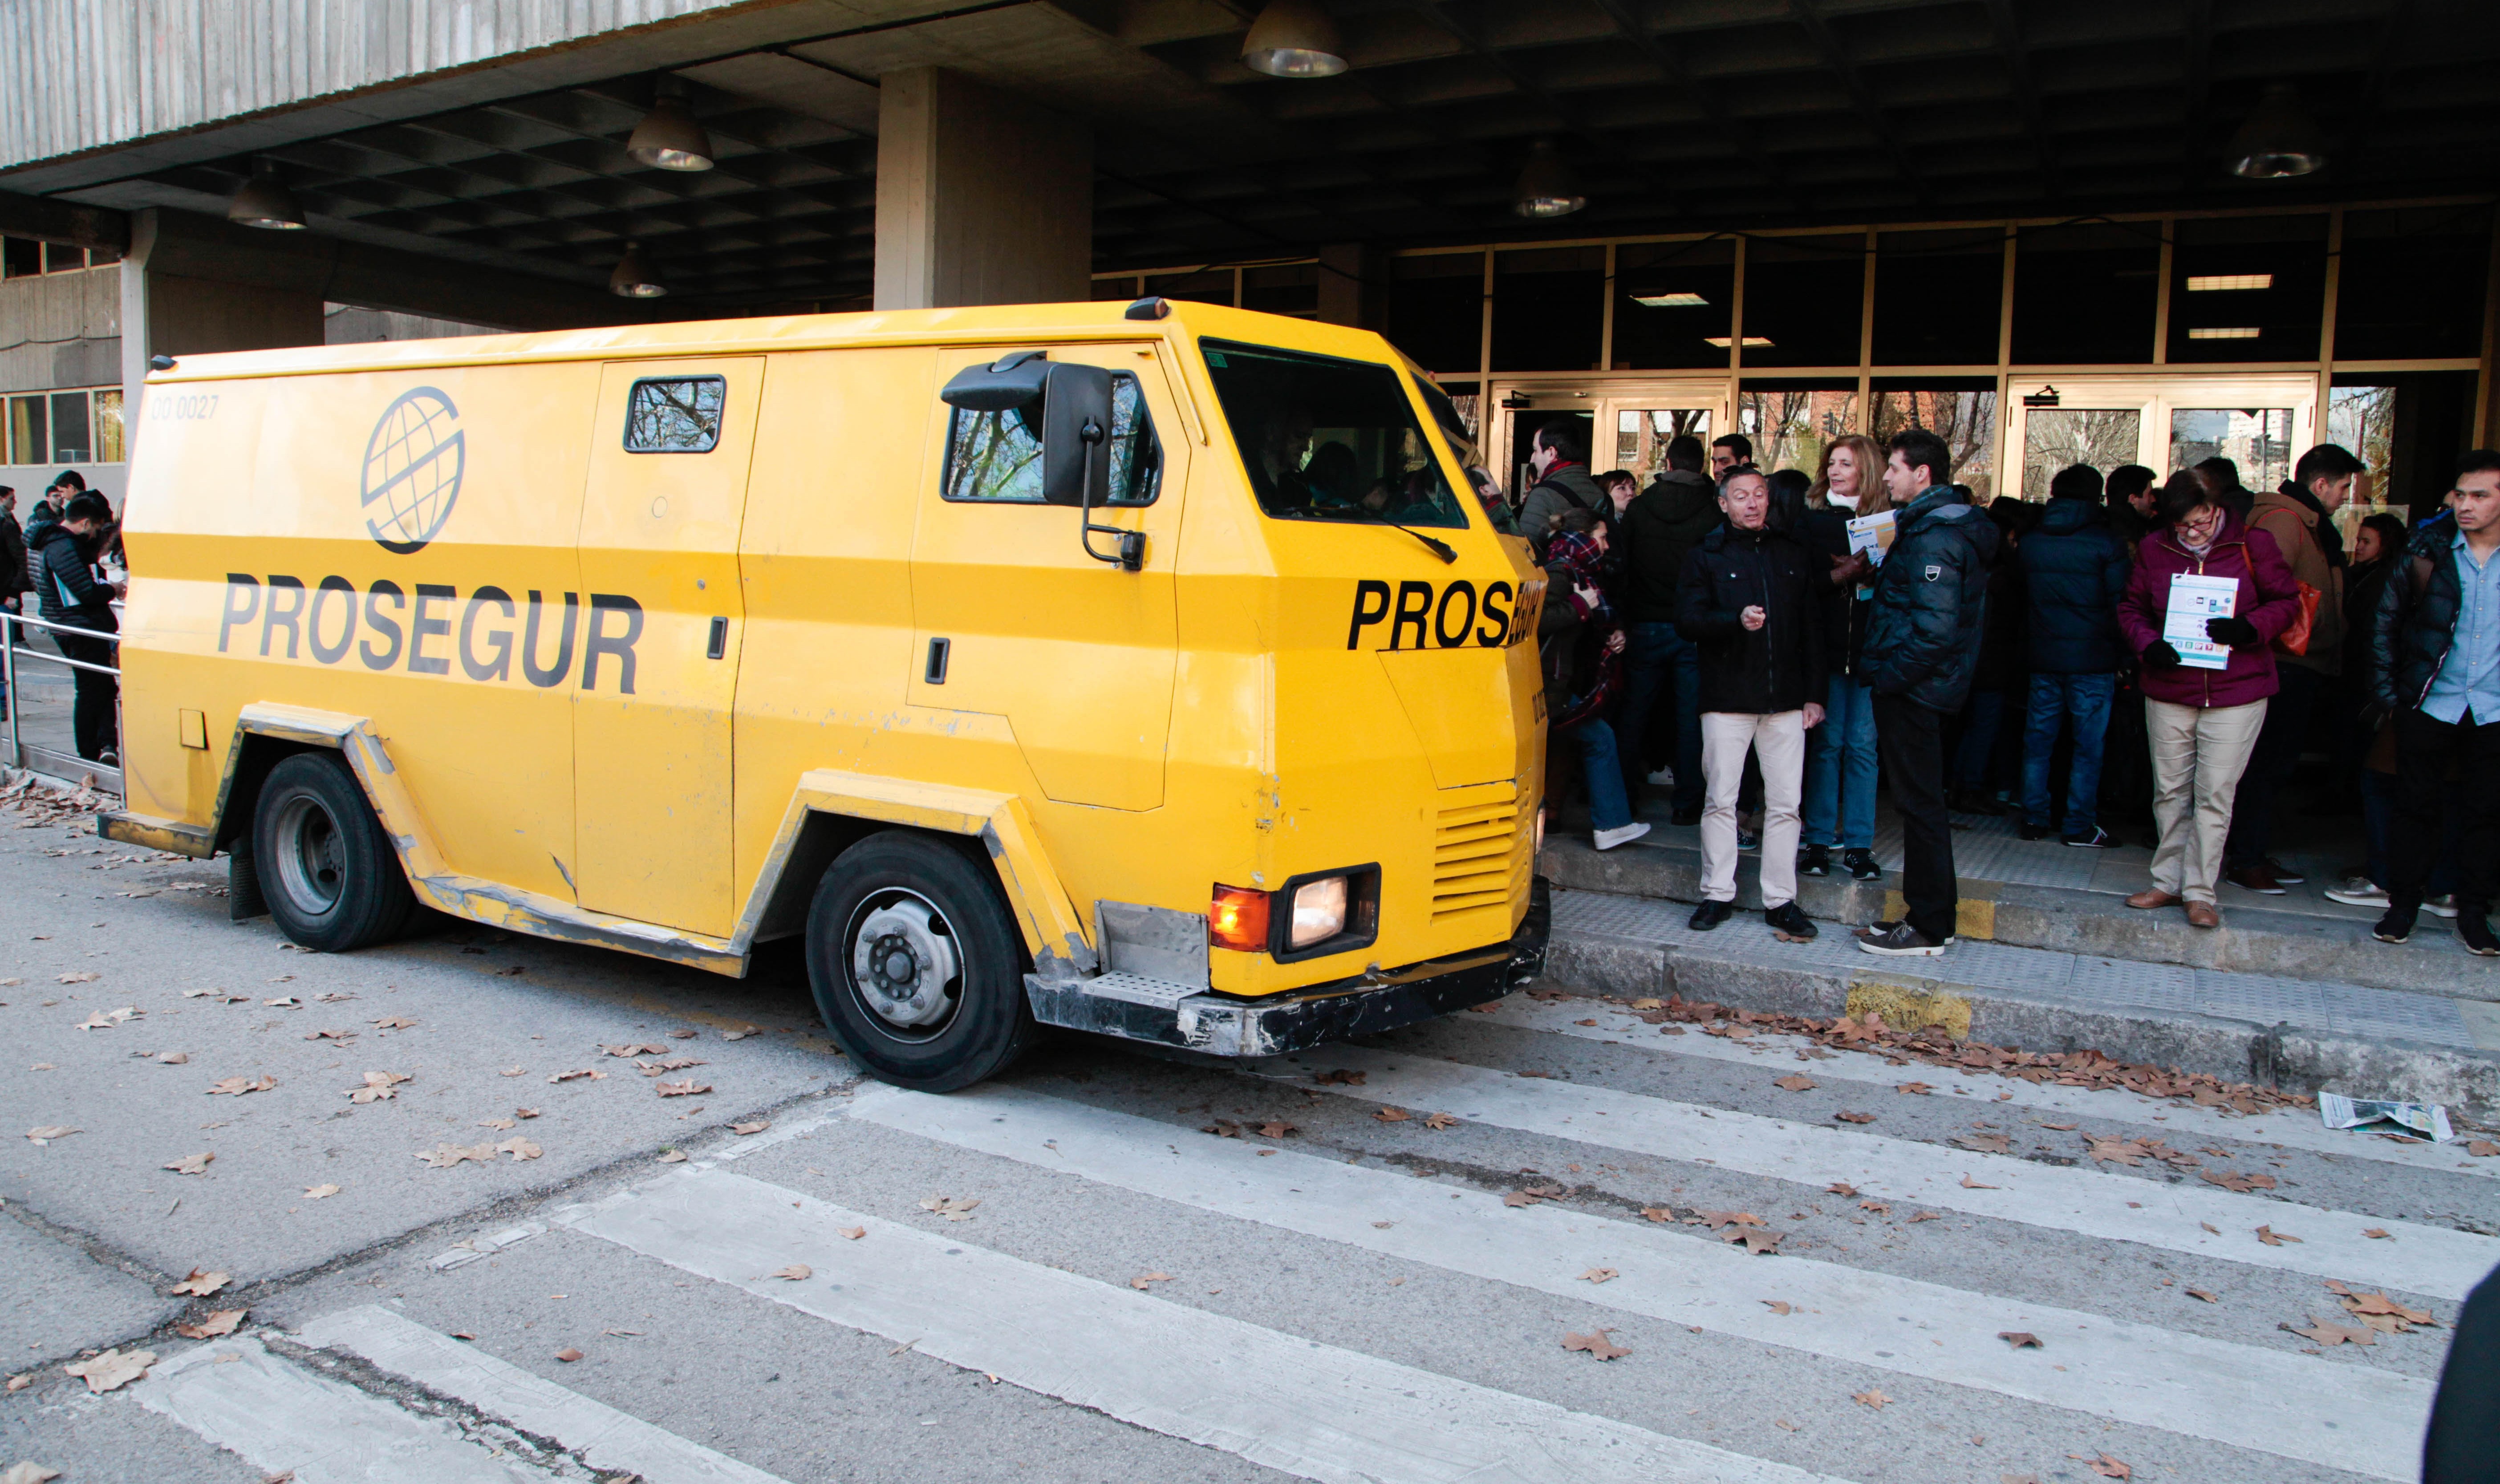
[1201,339,1470,530]
[624,376,725,452]
[944,369,1160,504]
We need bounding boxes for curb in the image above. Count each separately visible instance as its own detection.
[1542,915,2500,1119]
[1540,835,2500,1002]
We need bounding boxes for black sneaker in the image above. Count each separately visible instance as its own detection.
[2373,902,2418,945]
[1671,807,1702,827]
[2461,915,2500,958]
[1689,900,1734,931]
[1798,843,1831,877]
[1855,920,1948,957]
[2062,826,2114,848]
[1844,849,1881,882]
[2016,820,2052,841]
[1764,901,1817,940]
[2262,857,2308,886]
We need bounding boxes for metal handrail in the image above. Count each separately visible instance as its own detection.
[4,600,123,790]
[7,610,122,675]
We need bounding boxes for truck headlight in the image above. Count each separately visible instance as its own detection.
[1288,875,1348,950]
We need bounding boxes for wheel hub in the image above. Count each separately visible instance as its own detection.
[852,900,959,1028]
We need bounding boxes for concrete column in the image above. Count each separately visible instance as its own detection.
[119,210,327,453]
[1315,243,1384,331]
[873,67,1091,311]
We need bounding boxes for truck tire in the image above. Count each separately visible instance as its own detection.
[806,831,1035,1092]
[252,751,416,953]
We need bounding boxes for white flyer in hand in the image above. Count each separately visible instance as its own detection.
[1845,509,1898,564]
[2164,572,2238,670]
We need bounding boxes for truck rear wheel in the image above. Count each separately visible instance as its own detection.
[252,751,416,953]
[806,831,1035,1092]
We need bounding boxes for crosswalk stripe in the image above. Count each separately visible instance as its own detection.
[844,1082,2433,1481]
[133,1336,554,1483]
[570,1165,1862,1484]
[297,1306,789,1484]
[1481,997,2497,1181]
[1267,1046,2497,1300]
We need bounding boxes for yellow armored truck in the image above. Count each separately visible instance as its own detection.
[99,299,1550,1089]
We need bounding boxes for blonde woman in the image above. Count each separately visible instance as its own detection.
[1796,434,1886,880]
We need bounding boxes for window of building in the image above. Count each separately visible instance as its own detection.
[2166,215,2328,364]
[1612,238,1735,370]
[943,370,1160,505]
[1873,380,1999,500]
[1144,268,1233,305]
[1491,247,1604,373]
[2020,409,2142,500]
[4,386,123,464]
[2336,208,2491,361]
[1242,262,1318,318]
[2167,408,2294,492]
[2012,223,2161,365]
[0,237,111,277]
[1736,382,1857,477]
[6,394,45,465]
[0,238,39,278]
[1386,252,1484,375]
[623,377,726,453]
[2330,370,2480,524]
[1740,235,1865,369]
[1874,229,2003,366]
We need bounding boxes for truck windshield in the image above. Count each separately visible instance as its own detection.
[1201,339,1470,530]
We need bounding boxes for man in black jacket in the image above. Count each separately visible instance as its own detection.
[2367,449,2500,956]
[1617,434,1720,822]
[1676,466,1827,940]
[29,490,123,763]
[1855,430,1997,957]
[1517,418,1605,554]
[2016,464,2131,847]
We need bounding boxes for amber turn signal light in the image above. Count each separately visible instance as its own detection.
[1208,885,1271,952]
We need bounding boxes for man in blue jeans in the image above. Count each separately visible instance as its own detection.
[2015,464,2131,846]
[1617,435,1721,823]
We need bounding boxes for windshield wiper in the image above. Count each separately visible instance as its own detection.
[1302,504,1457,563]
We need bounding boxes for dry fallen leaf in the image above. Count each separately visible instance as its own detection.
[206,1074,278,1097]
[1773,1074,1816,1092]
[61,1348,154,1394]
[1954,1133,2013,1154]
[314,992,355,1004]
[1853,1389,1891,1410]
[2186,1288,2219,1303]
[2465,1139,2499,1157]
[1561,1329,1630,1361]
[1727,1229,1786,1255]
[1762,1300,1792,1315]
[303,1184,340,1200]
[24,1127,78,1145]
[920,1195,980,1220]
[494,1138,542,1162]
[371,1016,416,1030]
[1256,1119,1298,1138]
[345,1070,411,1103]
[1421,1112,1461,1131]
[767,1265,812,1281]
[156,1051,189,1065]
[1895,1082,1932,1095]
[2282,1315,2374,1347]
[2362,1228,2390,1239]
[1579,1267,1618,1283]
[1373,1107,1412,1123]
[655,1080,710,1098]
[170,1269,230,1297]
[553,1347,583,1363]
[163,1152,214,1176]
[837,1226,865,1241]
[668,1029,698,1039]
[176,1310,247,1340]
[720,1026,760,1041]
[302,1028,354,1043]
[2255,1225,2302,1246]
[548,1069,605,1083]
[1960,1174,2001,1189]
[1998,1331,2041,1349]
[1312,1069,1366,1086]
[479,1118,517,1131]
[656,1150,688,1164]
[2039,1121,2079,1131]
[1825,1181,1858,1197]
[602,1043,668,1058]
[1698,1210,1765,1229]
[2200,1169,2278,1193]
[514,1107,540,1119]
[499,1067,525,1077]
[0,1462,62,1484]
[1129,1272,1173,1290]
[1906,1210,1941,1224]
[414,1142,497,1169]
[57,972,100,985]
[731,1121,770,1135]
[2083,1456,2133,1481]
[1834,1111,1877,1124]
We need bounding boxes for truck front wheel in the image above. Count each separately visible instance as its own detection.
[252,751,417,952]
[806,831,1035,1092]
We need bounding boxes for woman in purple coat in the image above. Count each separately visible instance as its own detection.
[2115,472,2301,928]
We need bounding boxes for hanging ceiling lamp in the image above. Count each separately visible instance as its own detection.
[1511,139,1585,219]
[609,241,667,298]
[1241,0,1347,78]
[627,87,715,171]
[227,159,307,230]
[2226,82,2327,179]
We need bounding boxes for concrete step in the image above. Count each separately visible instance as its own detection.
[1538,831,2500,1001]
[1538,880,2500,1118]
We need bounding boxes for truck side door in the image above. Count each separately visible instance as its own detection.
[573,358,763,936]
[906,344,1187,811]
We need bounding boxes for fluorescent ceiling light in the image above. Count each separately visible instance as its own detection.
[1703,336,1773,348]
[1632,292,1709,308]
[2187,326,2262,340]
[2186,274,2273,292]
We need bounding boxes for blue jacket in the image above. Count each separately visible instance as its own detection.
[2017,497,2131,674]
[1859,487,1997,712]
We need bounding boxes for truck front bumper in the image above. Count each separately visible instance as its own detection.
[1025,877,1550,1059]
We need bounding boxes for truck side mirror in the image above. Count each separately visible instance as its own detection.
[1039,363,1112,510]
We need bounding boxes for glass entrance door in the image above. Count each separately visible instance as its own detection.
[2001,375,2316,499]
[1485,381,1728,501]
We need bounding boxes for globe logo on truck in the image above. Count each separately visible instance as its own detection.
[361,386,464,553]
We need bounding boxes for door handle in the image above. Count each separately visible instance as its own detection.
[706,616,728,660]
[925,637,950,685]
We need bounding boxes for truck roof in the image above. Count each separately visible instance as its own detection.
[141,300,1405,384]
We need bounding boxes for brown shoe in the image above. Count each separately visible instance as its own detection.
[2126,889,2183,910]
[2224,864,2285,895]
[2186,901,2222,929]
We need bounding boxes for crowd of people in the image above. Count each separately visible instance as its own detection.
[1518,418,2500,961]
[0,468,124,766]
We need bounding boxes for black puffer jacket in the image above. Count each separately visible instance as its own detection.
[1800,505,1877,679]
[1619,470,1719,625]
[2372,512,2468,712]
[1859,487,1998,712]
[1674,522,1828,714]
[2017,497,2131,674]
[28,516,113,629]
[0,512,26,602]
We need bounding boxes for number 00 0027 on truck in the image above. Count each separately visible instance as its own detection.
[99,299,1551,1090]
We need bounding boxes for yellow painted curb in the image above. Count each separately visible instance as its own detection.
[1879,891,1997,941]
[1845,979,1973,1039]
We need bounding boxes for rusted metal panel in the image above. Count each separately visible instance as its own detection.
[0,0,761,172]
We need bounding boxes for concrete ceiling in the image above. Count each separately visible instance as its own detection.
[15,0,2499,312]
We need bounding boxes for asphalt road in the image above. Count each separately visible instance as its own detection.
[0,781,2488,1484]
